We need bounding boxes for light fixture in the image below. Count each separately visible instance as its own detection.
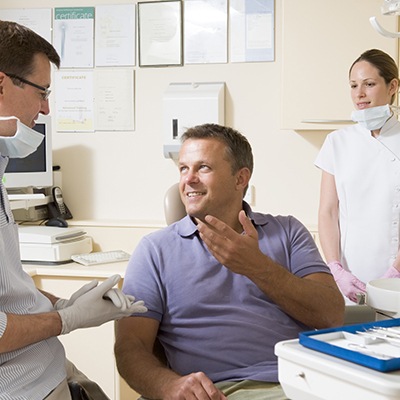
[370,1,400,38]
[381,0,400,15]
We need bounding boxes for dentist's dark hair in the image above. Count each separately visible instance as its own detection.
[0,20,60,78]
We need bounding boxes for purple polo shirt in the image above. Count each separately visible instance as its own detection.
[123,204,329,382]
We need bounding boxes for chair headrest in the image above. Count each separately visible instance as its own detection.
[164,183,186,225]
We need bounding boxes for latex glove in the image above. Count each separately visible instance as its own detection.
[328,261,366,303]
[57,274,147,334]
[381,265,400,279]
[54,280,98,310]
[103,288,140,310]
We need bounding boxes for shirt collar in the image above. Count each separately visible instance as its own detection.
[243,201,270,227]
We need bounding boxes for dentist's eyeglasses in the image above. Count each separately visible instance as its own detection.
[4,72,51,101]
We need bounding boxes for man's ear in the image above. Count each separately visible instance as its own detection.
[236,167,251,191]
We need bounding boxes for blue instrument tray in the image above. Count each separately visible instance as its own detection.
[299,318,400,372]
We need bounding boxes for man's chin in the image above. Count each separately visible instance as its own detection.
[187,209,205,221]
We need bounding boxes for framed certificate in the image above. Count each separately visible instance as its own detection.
[138,0,183,67]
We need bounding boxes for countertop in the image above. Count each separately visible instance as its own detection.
[22,261,128,279]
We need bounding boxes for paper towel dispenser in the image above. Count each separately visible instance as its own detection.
[163,82,225,160]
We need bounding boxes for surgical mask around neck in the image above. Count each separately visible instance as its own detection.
[351,104,392,131]
[0,116,43,158]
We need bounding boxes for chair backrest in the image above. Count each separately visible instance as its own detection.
[164,183,186,225]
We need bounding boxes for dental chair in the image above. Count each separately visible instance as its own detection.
[67,379,110,400]
[68,382,90,400]
[66,359,110,400]
[343,303,376,325]
[164,183,186,225]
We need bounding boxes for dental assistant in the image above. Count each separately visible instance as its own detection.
[315,49,400,304]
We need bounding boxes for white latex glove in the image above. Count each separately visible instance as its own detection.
[57,274,147,334]
[381,265,400,278]
[104,288,140,310]
[54,280,98,310]
[328,261,366,303]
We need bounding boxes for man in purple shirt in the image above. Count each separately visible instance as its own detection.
[115,123,344,400]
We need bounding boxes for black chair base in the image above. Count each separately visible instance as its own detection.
[68,381,90,400]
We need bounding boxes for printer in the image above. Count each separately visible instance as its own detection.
[18,226,93,264]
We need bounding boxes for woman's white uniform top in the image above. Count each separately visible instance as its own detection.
[315,114,400,284]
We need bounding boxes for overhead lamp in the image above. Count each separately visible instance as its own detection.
[381,0,400,15]
[370,1,400,38]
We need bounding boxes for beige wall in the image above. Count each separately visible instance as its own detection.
[1,0,329,229]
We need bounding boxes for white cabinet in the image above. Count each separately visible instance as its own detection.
[281,0,398,130]
[33,275,140,400]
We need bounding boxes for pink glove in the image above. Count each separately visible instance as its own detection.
[381,265,400,278]
[328,261,366,303]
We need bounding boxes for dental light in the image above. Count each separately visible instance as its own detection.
[381,0,400,15]
[370,0,400,38]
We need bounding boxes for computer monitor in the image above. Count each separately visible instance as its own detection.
[3,114,53,190]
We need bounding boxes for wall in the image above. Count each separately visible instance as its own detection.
[1,0,328,229]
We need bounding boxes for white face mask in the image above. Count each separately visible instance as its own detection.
[351,104,392,131]
[0,116,44,158]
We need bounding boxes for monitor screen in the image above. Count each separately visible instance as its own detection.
[3,114,53,190]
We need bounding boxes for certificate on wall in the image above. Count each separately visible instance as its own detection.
[230,0,275,62]
[95,4,136,67]
[184,0,228,64]
[53,7,95,68]
[55,70,94,132]
[138,1,183,67]
[0,8,52,43]
[94,69,135,131]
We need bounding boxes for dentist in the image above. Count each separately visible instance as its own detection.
[315,49,400,304]
[0,20,146,400]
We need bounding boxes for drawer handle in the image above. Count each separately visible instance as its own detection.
[296,372,306,379]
